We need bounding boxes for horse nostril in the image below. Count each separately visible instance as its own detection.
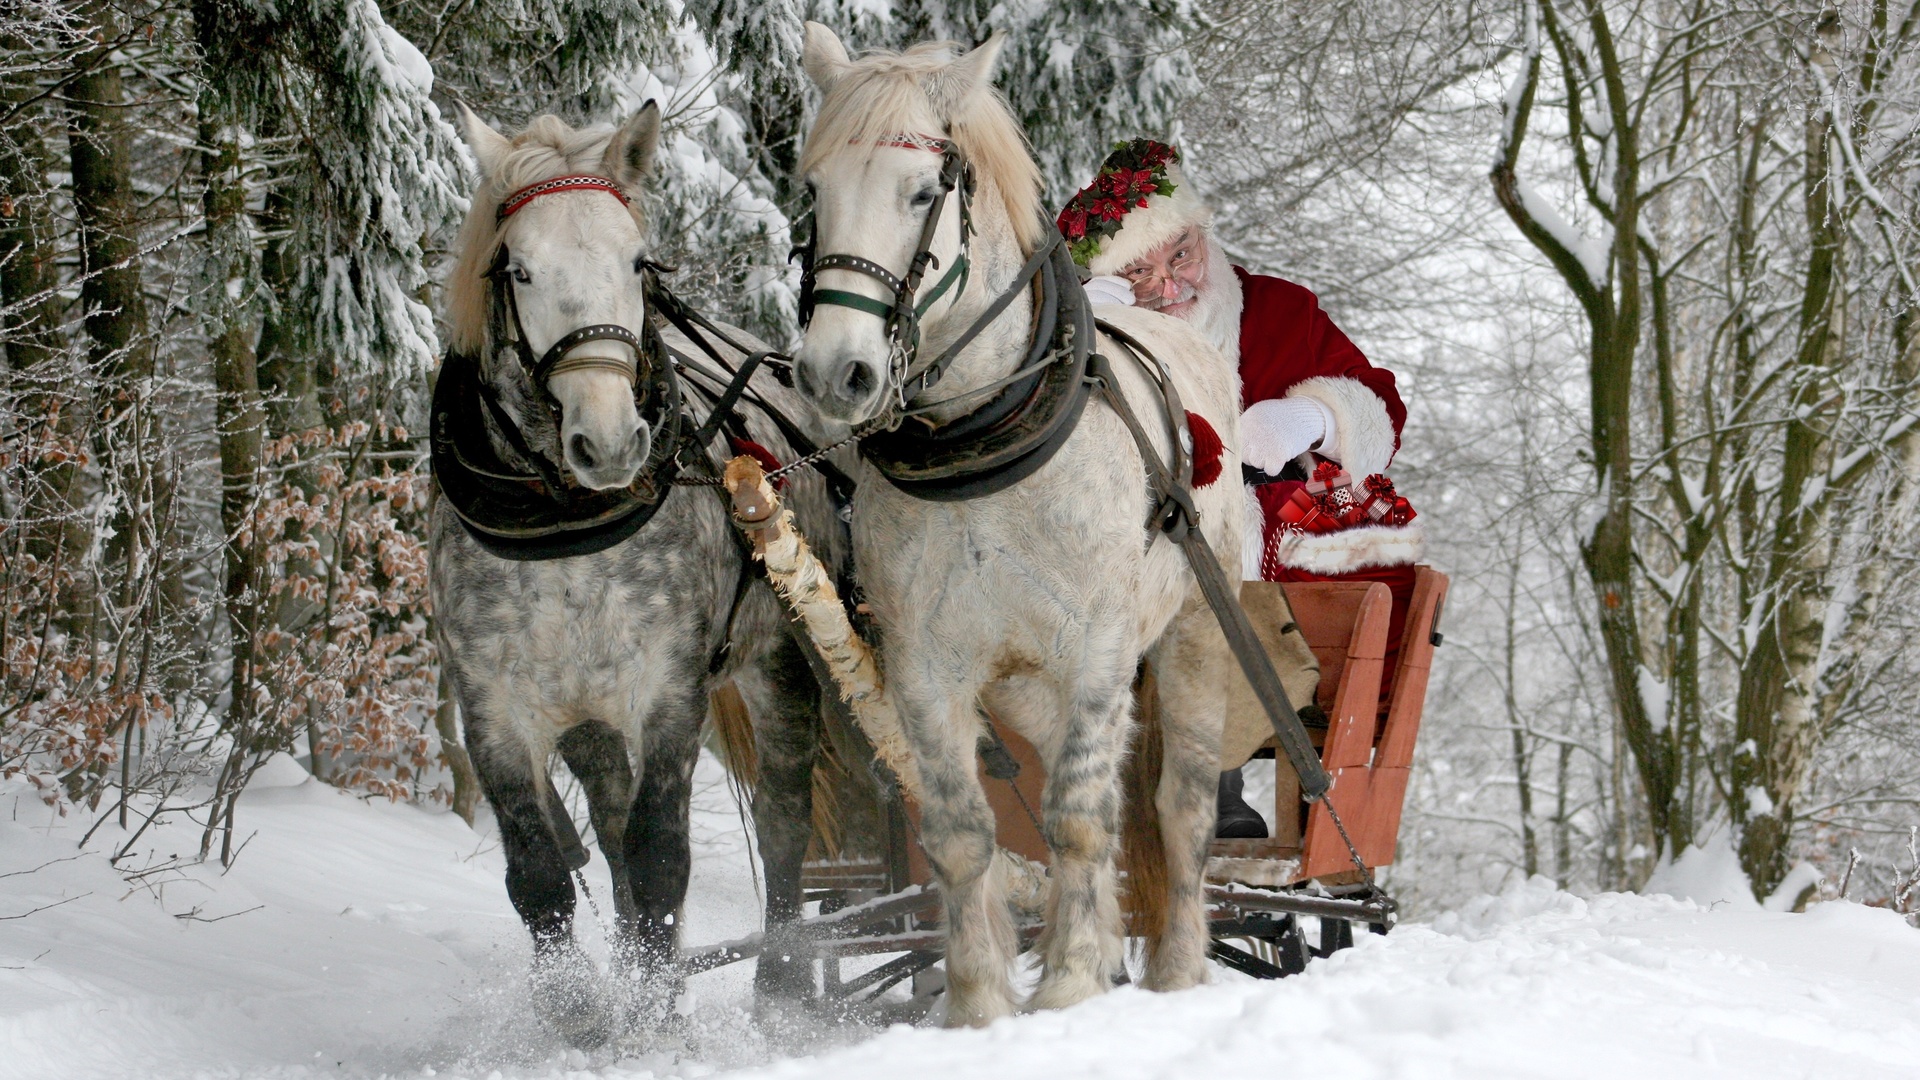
[839,360,876,399]
[568,432,597,470]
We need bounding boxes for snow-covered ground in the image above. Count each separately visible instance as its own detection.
[4,756,1917,1080]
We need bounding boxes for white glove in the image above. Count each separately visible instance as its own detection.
[1241,397,1337,475]
[1082,275,1136,307]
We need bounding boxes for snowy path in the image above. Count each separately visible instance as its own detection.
[3,760,1916,1080]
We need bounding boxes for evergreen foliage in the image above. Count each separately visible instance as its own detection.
[686,0,1199,210]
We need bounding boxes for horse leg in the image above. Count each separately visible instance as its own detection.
[464,706,611,1047]
[621,688,705,998]
[1026,672,1133,1011]
[556,721,636,949]
[903,687,1017,1026]
[1139,595,1230,991]
[732,631,822,1004]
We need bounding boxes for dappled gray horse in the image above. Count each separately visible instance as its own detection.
[430,103,838,1045]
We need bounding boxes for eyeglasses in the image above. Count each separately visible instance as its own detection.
[1120,237,1205,285]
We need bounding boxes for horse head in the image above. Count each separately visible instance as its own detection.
[792,23,1043,424]
[453,104,662,491]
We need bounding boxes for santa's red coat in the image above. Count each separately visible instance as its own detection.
[1234,267,1417,694]
[1234,267,1405,433]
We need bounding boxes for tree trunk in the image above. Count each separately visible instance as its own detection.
[67,1,158,620]
[435,669,481,825]
[1732,51,1846,898]
[1,43,88,589]
[197,105,266,774]
[1503,564,1539,876]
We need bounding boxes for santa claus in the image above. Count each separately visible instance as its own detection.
[1058,139,1423,837]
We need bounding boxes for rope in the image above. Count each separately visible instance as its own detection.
[764,418,885,483]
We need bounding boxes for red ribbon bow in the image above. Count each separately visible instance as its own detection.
[1274,466,1417,535]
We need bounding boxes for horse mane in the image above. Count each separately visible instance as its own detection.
[800,41,1044,253]
[445,115,648,355]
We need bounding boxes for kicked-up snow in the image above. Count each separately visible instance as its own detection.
[2,757,1916,1080]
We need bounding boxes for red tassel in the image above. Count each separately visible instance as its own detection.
[1185,411,1223,488]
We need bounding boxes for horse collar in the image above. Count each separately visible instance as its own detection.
[858,235,1095,502]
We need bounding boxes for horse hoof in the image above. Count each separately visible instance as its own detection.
[1024,967,1111,1013]
[530,950,614,1048]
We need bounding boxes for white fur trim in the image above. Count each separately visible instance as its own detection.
[1085,163,1213,277]
[1269,519,1426,575]
[1285,375,1397,476]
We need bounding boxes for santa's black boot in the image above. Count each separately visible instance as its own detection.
[1215,767,1269,839]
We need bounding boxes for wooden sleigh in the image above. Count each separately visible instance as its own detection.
[682,459,1446,1005]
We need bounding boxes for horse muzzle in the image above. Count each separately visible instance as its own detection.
[794,344,885,423]
[548,364,652,490]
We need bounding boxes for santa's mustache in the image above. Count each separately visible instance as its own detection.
[1141,283,1199,310]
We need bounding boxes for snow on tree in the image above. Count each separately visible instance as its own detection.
[685,0,1198,210]
[196,0,466,379]
[608,17,801,344]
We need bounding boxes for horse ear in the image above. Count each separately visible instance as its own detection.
[802,21,851,90]
[605,100,661,194]
[924,32,1006,120]
[459,104,513,178]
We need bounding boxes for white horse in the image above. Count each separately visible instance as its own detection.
[792,24,1245,1023]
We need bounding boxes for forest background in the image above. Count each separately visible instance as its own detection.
[2,0,1916,914]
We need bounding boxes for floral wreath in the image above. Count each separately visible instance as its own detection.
[1055,139,1179,267]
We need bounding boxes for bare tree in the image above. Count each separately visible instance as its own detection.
[1492,0,1919,896]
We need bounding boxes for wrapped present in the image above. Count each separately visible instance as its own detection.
[1359,473,1416,526]
[1256,460,1425,577]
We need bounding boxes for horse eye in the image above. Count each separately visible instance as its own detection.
[511,266,531,284]
[910,188,937,208]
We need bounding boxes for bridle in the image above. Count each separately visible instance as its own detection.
[794,133,975,404]
[467,171,681,501]
[486,174,662,402]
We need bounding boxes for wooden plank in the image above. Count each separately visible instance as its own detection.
[1377,568,1448,769]
[1319,582,1390,769]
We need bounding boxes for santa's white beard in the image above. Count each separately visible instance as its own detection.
[1178,238,1244,363]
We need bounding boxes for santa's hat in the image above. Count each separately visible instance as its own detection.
[1057,140,1212,277]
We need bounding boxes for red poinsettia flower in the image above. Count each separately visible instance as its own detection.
[1057,205,1089,238]
[1092,196,1128,221]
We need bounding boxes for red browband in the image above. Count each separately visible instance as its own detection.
[870,132,950,153]
[497,175,629,220]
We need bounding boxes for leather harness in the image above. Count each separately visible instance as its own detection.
[431,173,818,561]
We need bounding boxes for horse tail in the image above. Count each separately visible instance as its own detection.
[808,734,847,858]
[1120,662,1171,949]
[708,683,759,794]
[708,680,842,861]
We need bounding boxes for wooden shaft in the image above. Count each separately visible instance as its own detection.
[723,455,1046,910]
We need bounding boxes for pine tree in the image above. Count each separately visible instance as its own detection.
[686,0,1198,213]
[195,0,466,382]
